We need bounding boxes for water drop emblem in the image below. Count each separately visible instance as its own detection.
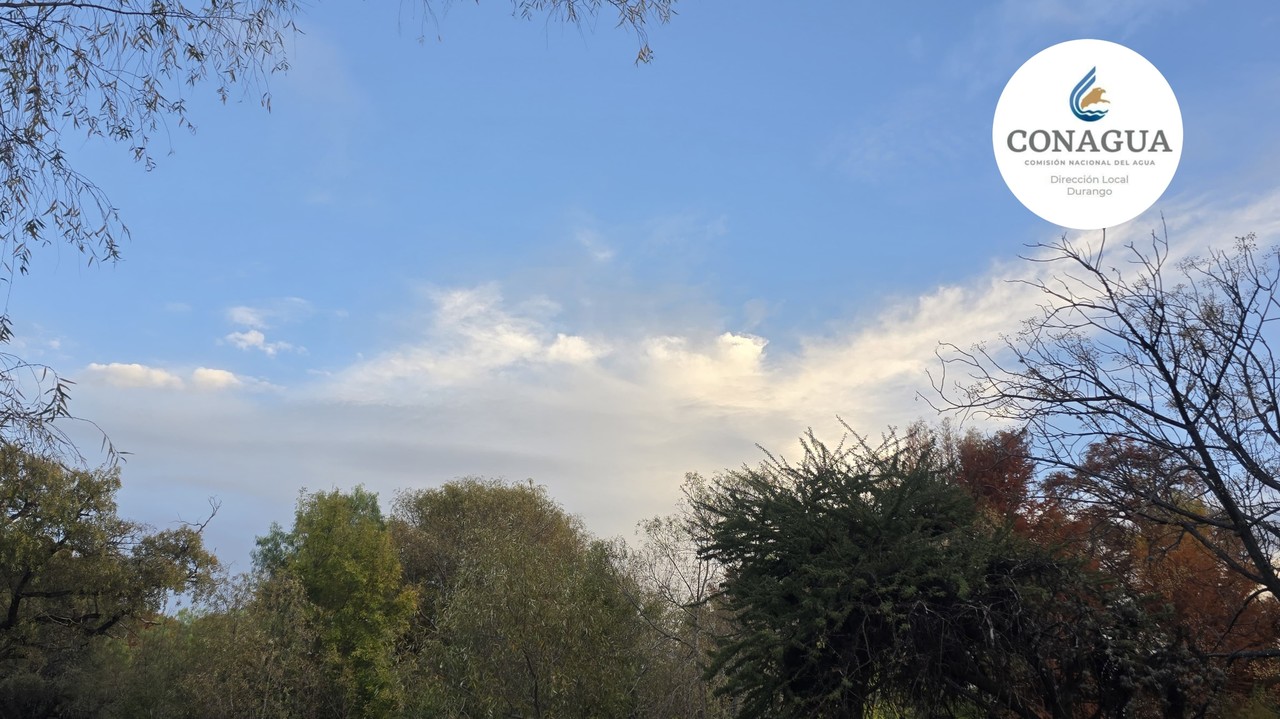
[1070,67,1110,122]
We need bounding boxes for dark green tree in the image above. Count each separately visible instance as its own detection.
[91,574,327,719]
[692,428,1208,719]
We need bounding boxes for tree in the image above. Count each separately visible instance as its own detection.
[934,231,1280,631]
[0,442,216,716]
[624,475,737,719]
[1038,438,1280,710]
[391,478,644,718]
[0,0,294,452]
[0,0,674,451]
[691,428,1208,719]
[252,486,416,719]
[89,574,329,719]
[952,427,1036,521]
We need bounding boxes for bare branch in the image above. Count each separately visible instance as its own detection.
[935,229,1280,600]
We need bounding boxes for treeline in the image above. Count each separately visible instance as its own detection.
[0,446,729,719]
[2,422,1278,718]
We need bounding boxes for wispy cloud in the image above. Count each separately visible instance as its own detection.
[330,285,605,397]
[225,297,312,330]
[226,306,269,330]
[576,228,615,262]
[224,329,299,357]
[223,297,311,356]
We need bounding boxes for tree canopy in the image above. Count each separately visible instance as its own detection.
[2,435,1275,717]
[254,487,416,719]
[692,427,1210,719]
[0,442,215,716]
[936,232,1280,637]
[391,478,644,718]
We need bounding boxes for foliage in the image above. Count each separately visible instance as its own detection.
[692,428,1209,719]
[255,486,417,719]
[1,0,295,272]
[12,441,1275,717]
[951,426,1036,521]
[392,478,643,718]
[936,232,1280,609]
[692,430,972,718]
[1037,438,1280,709]
[456,0,675,63]
[92,574,326,719]
[0,0,296,451]
[0,442,216,716]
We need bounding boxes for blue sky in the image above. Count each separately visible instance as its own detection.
[12,0,1280,570]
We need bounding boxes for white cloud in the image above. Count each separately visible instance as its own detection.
[226,297,311,330]
[641,333,769,408]
[332,285,609,396]
[81,363,252,392]
[547,334,609,364]
[85,363,185,390]
[319,188,1280,444]
[192,367,244,390]
[325,267,1040,434]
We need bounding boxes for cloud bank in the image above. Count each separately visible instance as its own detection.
[69,189,1280,571]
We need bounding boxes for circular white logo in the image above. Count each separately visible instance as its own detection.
[992,39,1183,230]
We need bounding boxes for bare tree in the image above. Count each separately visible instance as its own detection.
[933,229,1280,609]
[623,474,734,719]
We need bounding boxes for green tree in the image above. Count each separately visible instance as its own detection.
[0,442,216,716]
[254,486,416,719]
[392,478,643,718]
[94,573,330,719]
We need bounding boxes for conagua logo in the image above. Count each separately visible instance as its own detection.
[991,39,1183,230]
[1070,67,1110,122]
